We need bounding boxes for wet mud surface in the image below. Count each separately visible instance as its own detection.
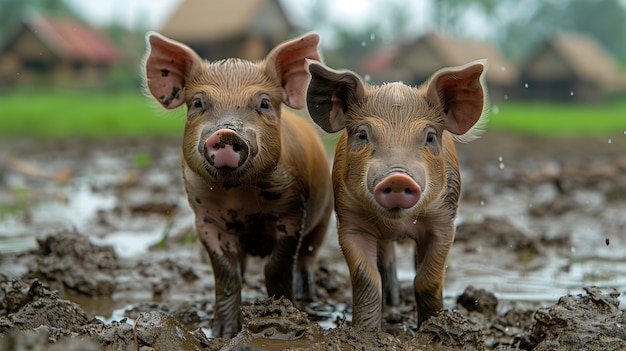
[1,132,625,350]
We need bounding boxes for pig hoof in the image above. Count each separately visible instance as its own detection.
[204,129,249,168]
[374,173,421,209]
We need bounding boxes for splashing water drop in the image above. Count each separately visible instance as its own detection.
[570,91,574,96]
[361,41,366,47]
[480,200,485,206]
[524,83,529,88]
[364,74,371,82]
[370,33,375,40]
[608,139,612,144]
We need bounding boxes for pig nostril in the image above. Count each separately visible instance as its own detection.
[384,187,392,194]
[404,188,412,194]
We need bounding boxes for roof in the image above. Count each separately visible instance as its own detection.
[159,0,292,42]
[523,32,620,86]
[363,32,519,86]
[18,13,118,64]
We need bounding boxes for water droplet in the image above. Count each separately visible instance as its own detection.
[570,91,574,96]
[412,219,417,225]
[571,246,576,253]
[361,41,366,47]
[480,200,485,206]
[492,105,500,114]
[504,94,509,100]
[499,163,505,169]
[370,33,375,40]
[209,186,214,191]
[608,139,612,144]
[500,66,506,71]
[364,74,371,82]
[308,245,314,252]
[498,156,503,162]
[524,83,529,88]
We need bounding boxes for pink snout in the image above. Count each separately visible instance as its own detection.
[373,173,422,209]
[204,129,249,168]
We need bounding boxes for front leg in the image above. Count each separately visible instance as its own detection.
[414,224,455,326]
[339,230,381,329]
[196,219,243,337]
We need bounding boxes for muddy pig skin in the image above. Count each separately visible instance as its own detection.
[306,60,488,329]
[143,32,333,337]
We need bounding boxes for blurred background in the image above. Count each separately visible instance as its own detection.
[0,0,625,138]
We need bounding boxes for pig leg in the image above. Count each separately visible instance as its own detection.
[413,225,455,326]
[264,234,299,302]
[378,241,400,306]
[294,220,328,301]
[339,231,381,329]
[195,217,244,337]
[206,248,243,337]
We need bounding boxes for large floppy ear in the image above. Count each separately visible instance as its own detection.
[306,61,365,133]
[265,32,322,109]
[143,32,202,109]
[426,59,488,136]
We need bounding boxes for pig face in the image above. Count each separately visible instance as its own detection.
[307,61,487,222]
[144,33,320,189]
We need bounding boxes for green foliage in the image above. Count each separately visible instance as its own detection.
[489,100,626,136]
[0,90,624,140]
[0,90,184,139]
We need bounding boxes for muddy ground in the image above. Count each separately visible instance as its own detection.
[1,131,625,350]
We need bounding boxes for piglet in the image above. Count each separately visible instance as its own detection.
[143,32,333,337]
[306,60,487,329]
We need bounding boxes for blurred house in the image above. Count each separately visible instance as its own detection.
[159,0,293,61]
[519,32,626,102]
[362,32,519,102]
[0,13,118,87]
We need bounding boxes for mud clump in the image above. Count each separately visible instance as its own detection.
[26,231,117,297]
[521,286,626,351]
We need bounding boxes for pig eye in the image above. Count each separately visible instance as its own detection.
[358,129,369,142]
[259,98,271,109]
[426,132,436,143]
[193,99,203,109]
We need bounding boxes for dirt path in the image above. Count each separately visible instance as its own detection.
[1,131,625,350]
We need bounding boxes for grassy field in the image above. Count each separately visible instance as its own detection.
[1,90,625,139]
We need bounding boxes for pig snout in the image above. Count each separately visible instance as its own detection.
[204,129,249,168]
[373,173,422,209]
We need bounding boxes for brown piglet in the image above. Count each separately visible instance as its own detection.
[143,32,333,337]
[306,60,488,329]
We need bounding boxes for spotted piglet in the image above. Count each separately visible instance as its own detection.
[143,33,333,337]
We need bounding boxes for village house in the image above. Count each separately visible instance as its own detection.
[361,32,519,102]
[518,32,626,102]
[0,12,118,87]
[159,0,293,62]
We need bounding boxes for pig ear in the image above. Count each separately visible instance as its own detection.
[143,32,202,109]
[426,60,488,136]
[265,32,322,110]
[306,61,365,133]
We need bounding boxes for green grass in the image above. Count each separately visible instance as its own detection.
[488,100,626,136]
[0,90,184,139]
[0,90,624,138]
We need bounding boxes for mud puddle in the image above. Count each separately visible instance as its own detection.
[1,132,626,350]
